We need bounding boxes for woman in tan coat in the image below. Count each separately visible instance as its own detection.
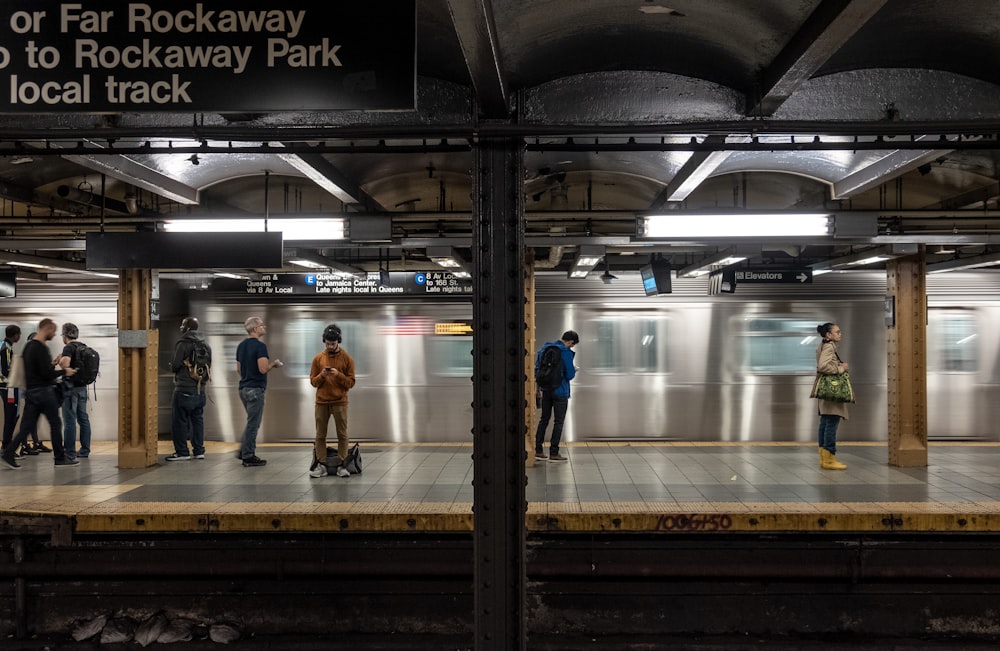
[811,322,849,470]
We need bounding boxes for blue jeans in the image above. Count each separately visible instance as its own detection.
[62,385,92,460]
[818,414,842,455]
[172,390,206,456]
[239,386,265,460]
[9,386,64,461]
[535,392,569,455]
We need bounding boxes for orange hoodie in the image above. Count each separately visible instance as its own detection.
[309,347,356,405]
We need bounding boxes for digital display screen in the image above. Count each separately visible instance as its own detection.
[641,266,658,296]
[0,270,15,298]
[640,260,672,295]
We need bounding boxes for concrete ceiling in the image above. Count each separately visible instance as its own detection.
[1,0,999,276]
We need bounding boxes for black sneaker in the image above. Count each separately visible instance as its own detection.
[165,453,192,461]
[33,442,52,453]
[20,446,39,456]
[1,454,20,469]
[54,458,80,467]
[242,455,267,467]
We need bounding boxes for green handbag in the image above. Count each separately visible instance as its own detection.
[815,371,854,403]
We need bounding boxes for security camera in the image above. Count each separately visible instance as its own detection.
[600,270,617,285]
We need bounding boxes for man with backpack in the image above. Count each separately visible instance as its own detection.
[59,323,96,461]
[534,330,579,462]
[166,316,212,462]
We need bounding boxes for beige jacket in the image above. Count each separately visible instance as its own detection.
[810,341,850,419]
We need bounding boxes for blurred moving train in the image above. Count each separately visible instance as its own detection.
[1,270,998,445]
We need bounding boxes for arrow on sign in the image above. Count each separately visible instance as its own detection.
[797,273,809,282]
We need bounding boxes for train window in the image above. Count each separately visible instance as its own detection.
[284,319,367,377]
[927,311,978,373]
[635,318,669,373]
[741,317,818,374]
[589,319,621,373]
[429,336,473,377]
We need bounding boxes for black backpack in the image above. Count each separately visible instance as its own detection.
[184,340,212,394]
[535,345,563,391]
[72,343,100,386]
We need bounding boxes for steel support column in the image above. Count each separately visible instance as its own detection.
[472,136,526,650]
[117,269,159,469]
[886,249,928,467]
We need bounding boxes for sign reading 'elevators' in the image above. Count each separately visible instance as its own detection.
[0,1,415,112]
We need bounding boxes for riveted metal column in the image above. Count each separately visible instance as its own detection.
[525,250,538,468]
[886,249,928,467]
[117,268,159,469]
[472,136,526,650]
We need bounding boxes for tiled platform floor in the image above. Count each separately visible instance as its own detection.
[4,441,1000,533]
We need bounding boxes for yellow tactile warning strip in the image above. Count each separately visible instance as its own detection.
[5,441,1000,534]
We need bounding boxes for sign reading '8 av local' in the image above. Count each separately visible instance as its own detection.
[0,0,415,112]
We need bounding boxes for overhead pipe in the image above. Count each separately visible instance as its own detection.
[56,185,132,215]
[533,185,569,269]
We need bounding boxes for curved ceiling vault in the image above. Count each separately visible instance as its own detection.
[0,0,998,276]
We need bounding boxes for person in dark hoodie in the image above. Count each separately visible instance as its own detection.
[533,330,579,462]
[165,316,212,462]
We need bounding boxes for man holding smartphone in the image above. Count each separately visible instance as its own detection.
[308,324,356,478]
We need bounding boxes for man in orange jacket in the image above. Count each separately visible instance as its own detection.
[308,324,356,478]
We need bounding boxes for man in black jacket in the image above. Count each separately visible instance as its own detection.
[166,316,212,462]
[1,319,78,469]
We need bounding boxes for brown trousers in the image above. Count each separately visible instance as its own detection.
[314,403,349,464]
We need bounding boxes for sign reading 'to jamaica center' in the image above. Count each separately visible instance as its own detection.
[0,0,415,113]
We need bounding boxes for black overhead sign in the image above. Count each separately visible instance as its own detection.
[212,271,473,298]
[0,1,416,113]
[86,232,283,269]
[734,269,813,284]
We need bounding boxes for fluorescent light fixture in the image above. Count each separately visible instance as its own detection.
[927,251,1000,274]
[288,258,327,270]
[569,245,604,279]
[677,247,749,278]
[846,255,888,266]
[287,251,365,276]
[427,246,470,275]
[163,218,346,240]
[5,256,118,278]
[639,213,831,238]
[810,246,897,273]
[214,272,248,280]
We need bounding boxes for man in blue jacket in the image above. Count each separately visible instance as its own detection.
[534,330,579,462]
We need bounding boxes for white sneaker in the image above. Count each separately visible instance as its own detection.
[336,466,350,478]
[309,464,328,478]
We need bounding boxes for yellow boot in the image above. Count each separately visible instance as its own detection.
[820,448,847,470]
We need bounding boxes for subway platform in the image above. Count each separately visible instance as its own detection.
[6,440,1000,647]
[3,440,1000,535]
